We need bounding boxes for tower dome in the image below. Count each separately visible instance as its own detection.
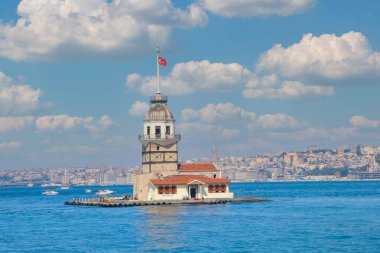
[145,97,174,121]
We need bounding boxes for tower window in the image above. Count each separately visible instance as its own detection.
[166,126,170,135]
[157,146,160,151]
[147,126,150,135]
[155,126,161,135]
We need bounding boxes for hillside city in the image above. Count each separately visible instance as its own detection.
[1,144,379,187]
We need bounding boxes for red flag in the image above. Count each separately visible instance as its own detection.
[158,56,167,66]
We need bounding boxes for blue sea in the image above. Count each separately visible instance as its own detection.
[1,181,380,252]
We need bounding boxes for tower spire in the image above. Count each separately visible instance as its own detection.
[156,46,161,96]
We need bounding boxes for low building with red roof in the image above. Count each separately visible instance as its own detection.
[178,163,222,178]
[148,175,233,200]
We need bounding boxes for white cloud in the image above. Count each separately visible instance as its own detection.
[243,74,334,99]
[0,71,43,114]
[48,145,97,154]
[182,103,256,123]
[181,103,303,129]
[257,31,380,80]
[127,60,252,95]
[178,121,238,140]
[350,115,380,128]
[0,141,22,151]
[269,126,356,141]
[128,60,334,99]
[0,0,207,61]
[36,114,93,131]
[85,115,115,134]
[0,116,35,132]
[179,103,304,142]
[220,128,240,139]
[129,101,149,117]
[256,113,305,129]
[35,114,115,133]
[179,103,252,140]
[199,0,316,17]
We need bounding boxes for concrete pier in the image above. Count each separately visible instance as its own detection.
[64,197,271,208]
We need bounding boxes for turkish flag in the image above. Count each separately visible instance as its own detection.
[158,56,167,66]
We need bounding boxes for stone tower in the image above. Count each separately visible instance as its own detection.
[140,94,180,174]
[133,47,181,200]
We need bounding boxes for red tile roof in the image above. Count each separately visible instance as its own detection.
[151,175,230,185]
[178,163,217,172]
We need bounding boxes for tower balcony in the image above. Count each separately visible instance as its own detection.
[150,95,167,103]
[138,134,181,147]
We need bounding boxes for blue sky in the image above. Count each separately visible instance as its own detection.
[0,0,380,170]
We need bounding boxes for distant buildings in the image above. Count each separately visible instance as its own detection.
[0,144,379,186]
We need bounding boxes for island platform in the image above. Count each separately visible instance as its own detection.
[64,197,271,208]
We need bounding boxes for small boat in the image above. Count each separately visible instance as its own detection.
[60,186,70,190]
[27,183,34,187]
[85,189,92,193]
[42,190,59,196]
[96,189,114,195]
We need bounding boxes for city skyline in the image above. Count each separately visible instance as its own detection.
[1,0,380,170]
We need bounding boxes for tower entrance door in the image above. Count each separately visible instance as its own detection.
[189,185,198,199]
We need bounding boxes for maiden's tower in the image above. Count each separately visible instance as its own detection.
[133,48,234,201]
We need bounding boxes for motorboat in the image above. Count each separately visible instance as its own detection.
[42,190,59,196]
[85,189,92,193]
[96,189,114,195]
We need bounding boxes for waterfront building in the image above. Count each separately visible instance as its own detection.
[133,48,234,201]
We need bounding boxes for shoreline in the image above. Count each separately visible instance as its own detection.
[2,179,380,188]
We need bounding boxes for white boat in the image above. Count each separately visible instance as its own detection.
[85,189,92,193]
[27,183,34,187]
[41,183,60,187]
[60,186,70,190]
[96,189,114,195]
[42,190,59,196]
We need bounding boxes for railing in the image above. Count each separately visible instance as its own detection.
[138,134,181,141]
[150,95,168,103]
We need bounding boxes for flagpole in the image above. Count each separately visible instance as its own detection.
[156,46,160,95]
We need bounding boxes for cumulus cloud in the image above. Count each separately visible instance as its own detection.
[0,141,22,151]
[129,101,149,117]
[182,103,256,123]
[257,31,380,80]
[127,60,252,95]
[199,0,316,17]
[128,60,333,99]
[0,116,35,132]
[0,71,43,114]
[179,103,304,141]
[178,121,239,140]
[0,0,207,61]
[48,145,98,154]
[181,103,303,129]
[35,114,115,133]
[243,74,334,99]
[179,103,256,140]
[256,113,305,129]
[35,114,92,131]
[350,115,380,128]
[85,115,116,134]
[269,126,356,142]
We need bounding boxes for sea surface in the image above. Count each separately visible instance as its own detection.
[0,181,380,252]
